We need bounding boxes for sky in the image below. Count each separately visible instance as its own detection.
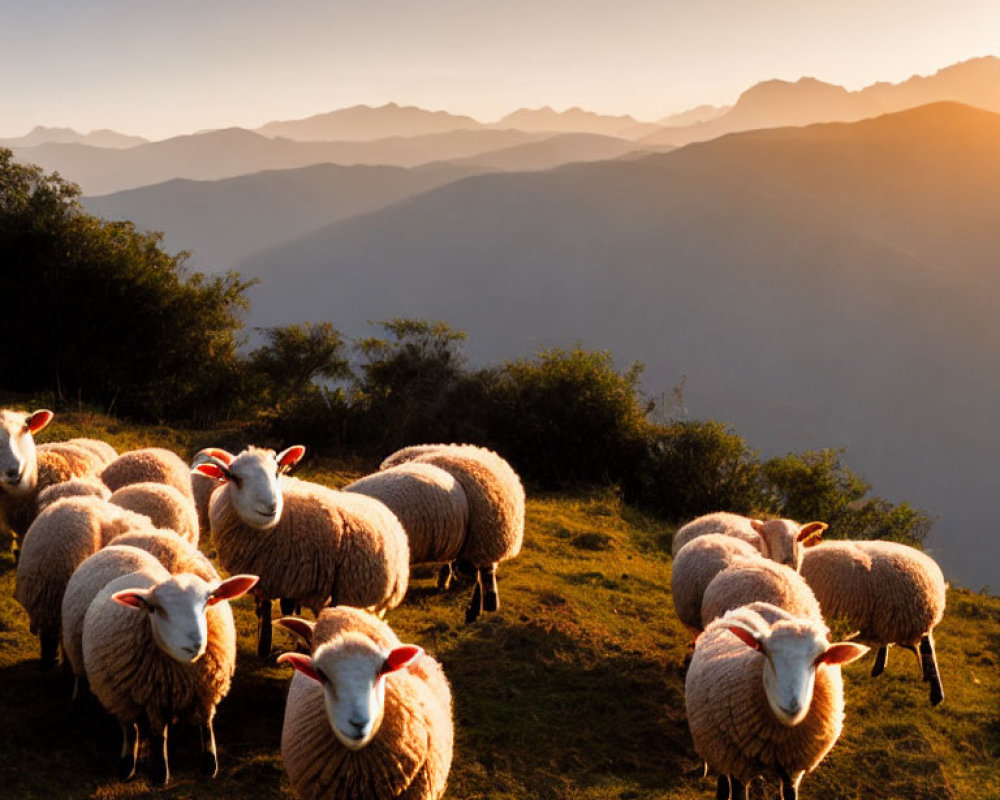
[2,0,999,140]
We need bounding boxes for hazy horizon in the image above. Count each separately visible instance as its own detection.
[4,1,1000,140]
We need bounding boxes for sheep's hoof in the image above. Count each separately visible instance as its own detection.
[118,756,137,781]
[201,750,219,777]
[436,564,453,592]
[483,591,500,613]
[464,604,482,624]
[929,681,945,706]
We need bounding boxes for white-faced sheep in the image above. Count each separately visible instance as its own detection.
[277,606,453,800]
[672,512,827,571]
[367,443,525,622]
[685,602,868,800]
[101,447,197,508]
[194,445,410,657]
[109,481,200,545]
[671,534,763,633]
[82,566,258,785]
[800,539,947,706]
[14,496,161,666]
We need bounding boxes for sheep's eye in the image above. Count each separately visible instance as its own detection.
[229,473,243,489]
[20,425,29,434]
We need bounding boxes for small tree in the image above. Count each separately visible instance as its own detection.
[249,322,352,407]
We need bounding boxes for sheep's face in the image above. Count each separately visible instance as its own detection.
[279,636,423,751]
[112,573,258,664]
[751,519,827,571]
[0,409,52,496]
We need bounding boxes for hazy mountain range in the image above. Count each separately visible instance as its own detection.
[0,125,147,149]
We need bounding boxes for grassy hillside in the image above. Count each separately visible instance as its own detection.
[0,411,997,799]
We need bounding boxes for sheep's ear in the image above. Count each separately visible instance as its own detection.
[208,574,259,605]
[26,410,54,434]
[798,522,827,546]
[277,617,315,648]
[278,652,325,683]
[379,645,423,675]
[277,445,306,473]
[726,625,762,651]
[817,642,869,666]
[193,463,228,482]
[112,588,152,610]
[197,447,234,466]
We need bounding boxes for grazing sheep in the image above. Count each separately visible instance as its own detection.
[195,445,410,657]
[277,606,453,800]
[800,539,947,706]
[374,443,525,622]
[109,481,199,545]
[14,496,159,667]
[672,512,827,571]
[672,534,763,633]
[685,602,868,800]
[700,557,823,629]
[109,529,219,582]
[37,476,111,511]
[83,567,258,785]
[101,447,197,508]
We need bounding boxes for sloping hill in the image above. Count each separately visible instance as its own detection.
[256,103,482,141]
[450,132,670,171]
[237,102,1000,590]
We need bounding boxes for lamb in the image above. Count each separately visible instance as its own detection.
[685,602,868,800]
[83,565,258,785]
[368,443,525,622]
[800,539,947,706]
[109,481,200,545]
[671,534,763,632]
[101,446,197,508]
[194,445,410,657]
[700,556,823,629]
[672,511,827,571]
[277,606,453,800]
[14,496,162,666]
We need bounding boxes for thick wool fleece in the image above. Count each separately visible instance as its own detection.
[282,608,453,800]
[101,447,197,508]
[671,534,762,631]
[685,606,846,785]
[64,438,118,466]
[190,471,219,542]
[700,557,823,628]
[345,462,469,565]
[15,498,159,636]
[672,512,763,556]
[110,482,200,546]
[211,476,409,614]
[383,444,524,566]
[83,569,238,731]
[62,545,164,680]
[109,530,219,582]
[800,540,945,646]
[37,476,111,511]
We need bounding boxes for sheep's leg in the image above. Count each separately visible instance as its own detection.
[729,776,748,800]
[279,598,300,616]
[871,644,889,677]
[255,590,273,658]
[779,767,801,800]
[437,563,453,592]
[200,719,219,777]
[71,674,92,714]
[464,573,484,623]
[148,720,170,786]
[920,632,945,706]
[118,722,139,780]
[39,629,59,670]
[481,563,500,612]
[715,774,730,800]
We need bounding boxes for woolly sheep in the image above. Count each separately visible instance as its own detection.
[109,529,219,582]
[700,556,823,629]
[14,496,160,667]
[800,539,947,706]
[101,447,197,508]
[672,512,827,571]
[671,534,763,632]
[685,602,868,800]
[191,448,230,540]
[83,566,258,785]
[277,606,453,800]
[195,445,410,657]
[109,481,200,545]
[373,443,525,622]
[37,476,111,511]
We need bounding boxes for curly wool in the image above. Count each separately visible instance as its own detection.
[37,476,111,511]
[101,447,197,508]
[685,605,846,785]
[380,444,524,566]
[110,482,200,546]
[345,462,469,565]
[109,530,219,582]
[671,534,762,631]
[800,540,946,647]
[700,557,823,629]
[83,568,238,731]
[282,607,453,800]
[211,476,409,614]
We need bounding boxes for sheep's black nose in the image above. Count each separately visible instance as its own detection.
[6,466,21,480]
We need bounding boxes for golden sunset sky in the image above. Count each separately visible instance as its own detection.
[3,0,999,139]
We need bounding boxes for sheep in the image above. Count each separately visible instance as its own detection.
[277,606,453,800]
[672,512,827,571]
[194,445,410,657]
[14,496,161,667]
[700,556,823,629]
[109,529,219,582]
[37,476,111,511]
[190,448,230,540]
[372,443,525,622]
[685,602,868,800]
[83,566,258,785]
[0,409,112,553]
[671,534,763,633]
[800,539,947,706]
[109,481,200,545]
[101,447,197,508]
